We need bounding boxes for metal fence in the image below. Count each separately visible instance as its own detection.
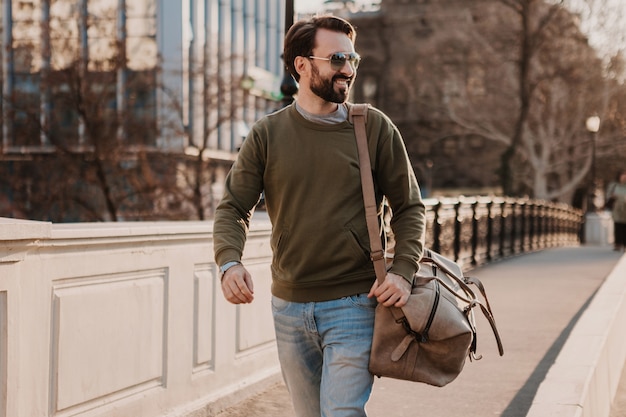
[423,196,584,270]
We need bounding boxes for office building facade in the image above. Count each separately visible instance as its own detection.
[0,0,287,220]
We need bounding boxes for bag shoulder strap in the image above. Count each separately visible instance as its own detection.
[350,103,387,285]
[348,102,369,124]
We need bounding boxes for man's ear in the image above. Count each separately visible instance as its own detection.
[293,56,309,78]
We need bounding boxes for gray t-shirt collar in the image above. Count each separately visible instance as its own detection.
[295,102,348,125]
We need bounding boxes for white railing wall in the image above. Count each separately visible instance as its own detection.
[0,216,278,417]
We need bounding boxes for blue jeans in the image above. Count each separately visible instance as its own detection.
[271,294,377,417]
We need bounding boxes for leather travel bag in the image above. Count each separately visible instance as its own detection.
[350,104,504,387]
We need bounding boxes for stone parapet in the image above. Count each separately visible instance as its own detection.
[0,215,277,417]
[526,254,626,417]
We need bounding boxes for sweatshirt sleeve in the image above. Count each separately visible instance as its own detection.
[372,112,426,281]
[213,129,266,266]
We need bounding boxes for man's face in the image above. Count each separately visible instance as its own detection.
[309,60,353,103]
[307,29,357,104]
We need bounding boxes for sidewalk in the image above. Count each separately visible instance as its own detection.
[215,246,624,417]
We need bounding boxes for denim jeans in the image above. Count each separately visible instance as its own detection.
[271,294,377,417]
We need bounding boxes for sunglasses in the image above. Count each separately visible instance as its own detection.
[308,52,361,71]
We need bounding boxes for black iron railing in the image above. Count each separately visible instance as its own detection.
[423,197,583,270]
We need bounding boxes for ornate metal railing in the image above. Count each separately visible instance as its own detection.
[423,196,584,270]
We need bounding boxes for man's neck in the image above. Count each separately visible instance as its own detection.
[295,90,340,115]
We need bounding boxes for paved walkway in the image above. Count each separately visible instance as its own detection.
[215,246,624,417]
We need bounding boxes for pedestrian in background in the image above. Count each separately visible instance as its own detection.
[213,15,426,417]
[606,170,626,251]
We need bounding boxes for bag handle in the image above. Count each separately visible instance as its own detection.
[419,255,504,357]
[350,103,387,285]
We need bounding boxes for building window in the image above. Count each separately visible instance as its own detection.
[11,1,42,147]
[126,0,157,71]
[3,0,157,150]
[50,0,80,70]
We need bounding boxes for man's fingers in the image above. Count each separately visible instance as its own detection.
[229,281,250,303]
[394,293,410,308]
[371,272,412,306]
[221,268,254,304]
[368,280,379,298]
[244,274,254,294]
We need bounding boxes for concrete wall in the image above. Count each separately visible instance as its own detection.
[526,252,626,417]
[0,216,278,417]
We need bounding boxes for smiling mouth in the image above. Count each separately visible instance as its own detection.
[334,77,351,88]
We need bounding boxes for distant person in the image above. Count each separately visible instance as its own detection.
[606,170,626,251]
[213,15,426,417]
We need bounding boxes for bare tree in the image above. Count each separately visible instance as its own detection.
[412,0,610,200]
[353,0,625,203]
[0,2,275,222]
[492,0,606,199]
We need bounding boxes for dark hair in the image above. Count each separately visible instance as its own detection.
[283,15,356,82]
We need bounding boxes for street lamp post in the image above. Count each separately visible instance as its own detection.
[582,115,610,245]
[586,116,600,212]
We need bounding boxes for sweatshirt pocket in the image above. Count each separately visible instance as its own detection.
[346,226,371,263]
[271,221,372,284]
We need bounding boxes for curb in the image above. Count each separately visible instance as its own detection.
[526,253,626,417]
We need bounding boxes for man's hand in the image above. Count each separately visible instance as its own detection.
[368,272,412,307]
[221,265,254,304]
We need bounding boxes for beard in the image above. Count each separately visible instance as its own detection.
[309,63,352,103]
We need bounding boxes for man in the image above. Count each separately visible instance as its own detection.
[213,15,425,417]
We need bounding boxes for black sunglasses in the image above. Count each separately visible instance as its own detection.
[308,52,361,71]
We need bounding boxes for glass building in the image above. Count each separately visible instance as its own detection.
[0,0,286,156]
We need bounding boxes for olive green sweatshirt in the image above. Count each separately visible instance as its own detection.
[213,103,425,302]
